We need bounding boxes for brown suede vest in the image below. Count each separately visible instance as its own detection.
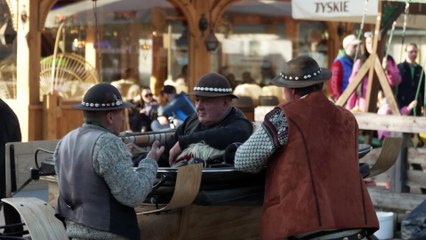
[260,92,378,240]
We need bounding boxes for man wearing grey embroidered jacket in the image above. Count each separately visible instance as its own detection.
[54,83,164,240]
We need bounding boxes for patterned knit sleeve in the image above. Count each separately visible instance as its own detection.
[93,133,158,207]
[234,107,288,173]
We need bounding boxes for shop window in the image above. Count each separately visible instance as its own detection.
[297,22,328,68]
[219,0,328,88]
[44,0,188,100]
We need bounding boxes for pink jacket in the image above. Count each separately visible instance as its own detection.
[377,98,411,139]
[346,57,401,111]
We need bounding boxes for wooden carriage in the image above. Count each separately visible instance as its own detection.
[0,131,402,239]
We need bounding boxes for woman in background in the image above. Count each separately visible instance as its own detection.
[128,86,159,132]
[346,32,401,111]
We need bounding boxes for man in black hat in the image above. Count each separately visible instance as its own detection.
[164,72,253,167]
[54,82,164,240]
[234,56,379,239]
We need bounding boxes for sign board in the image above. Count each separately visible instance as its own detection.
[292,0,378,23]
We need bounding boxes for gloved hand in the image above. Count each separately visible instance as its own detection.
[223,142,243,164]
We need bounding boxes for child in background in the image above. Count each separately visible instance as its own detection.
[377,90,417,140]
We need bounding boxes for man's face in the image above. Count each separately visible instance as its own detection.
[344,43,359,58]
[365,36,373,54]
[163,93,174,102]
[195,96,230,127]
[406,45,418,63]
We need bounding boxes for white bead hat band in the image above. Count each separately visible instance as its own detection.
[279,69,322,81]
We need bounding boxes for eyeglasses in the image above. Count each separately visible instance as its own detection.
[144,93,153,97]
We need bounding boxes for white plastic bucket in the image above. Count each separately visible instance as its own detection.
[375,211,394,239]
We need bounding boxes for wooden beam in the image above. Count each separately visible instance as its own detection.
[368,186,426,212]
[374,57,401,115]
[365,1,382,113]
[353,112,426,133]
[336,57,372,106]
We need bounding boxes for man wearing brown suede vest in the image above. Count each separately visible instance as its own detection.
[234,56,379,240]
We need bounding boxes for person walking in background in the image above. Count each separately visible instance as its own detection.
[329,34,361,100]
[397,42,425,116]
[54,83,164,239]
[346,32,401,111]
[397,43,426,148]
[234,56,378,239]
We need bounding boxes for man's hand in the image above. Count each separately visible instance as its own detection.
[146,141,165,162]
[126,142,143,154]
[169,142,182,166]
[158,116,169,125]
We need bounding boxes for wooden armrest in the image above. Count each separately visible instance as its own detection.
[141,163,203,215]
[1,197,67,240]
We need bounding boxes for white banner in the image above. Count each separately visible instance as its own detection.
[292,0,378,20]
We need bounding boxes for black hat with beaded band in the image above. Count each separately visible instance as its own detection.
[73,82,133,111]
[271,56,332,88]
[191,72,238,98]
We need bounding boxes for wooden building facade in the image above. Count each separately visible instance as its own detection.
[0,0,358,141]
[4,0,426,142]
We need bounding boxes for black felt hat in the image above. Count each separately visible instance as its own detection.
[160,85,177,95]
[191,72,237,98]
[73,82,133,111]
[271,56,331,88]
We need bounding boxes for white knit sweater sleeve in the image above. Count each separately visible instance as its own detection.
[234,108,288,173]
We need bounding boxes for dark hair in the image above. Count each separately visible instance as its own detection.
[386,54,396,64]
[83,109,122,122]
[161,85,176,95]
[359,37,370,63]
[83,110,106,122]
[294,83,324,96]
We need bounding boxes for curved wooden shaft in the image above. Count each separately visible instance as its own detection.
[368,137,403,178]
[1,197,67,240]
[141,163,203,215]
